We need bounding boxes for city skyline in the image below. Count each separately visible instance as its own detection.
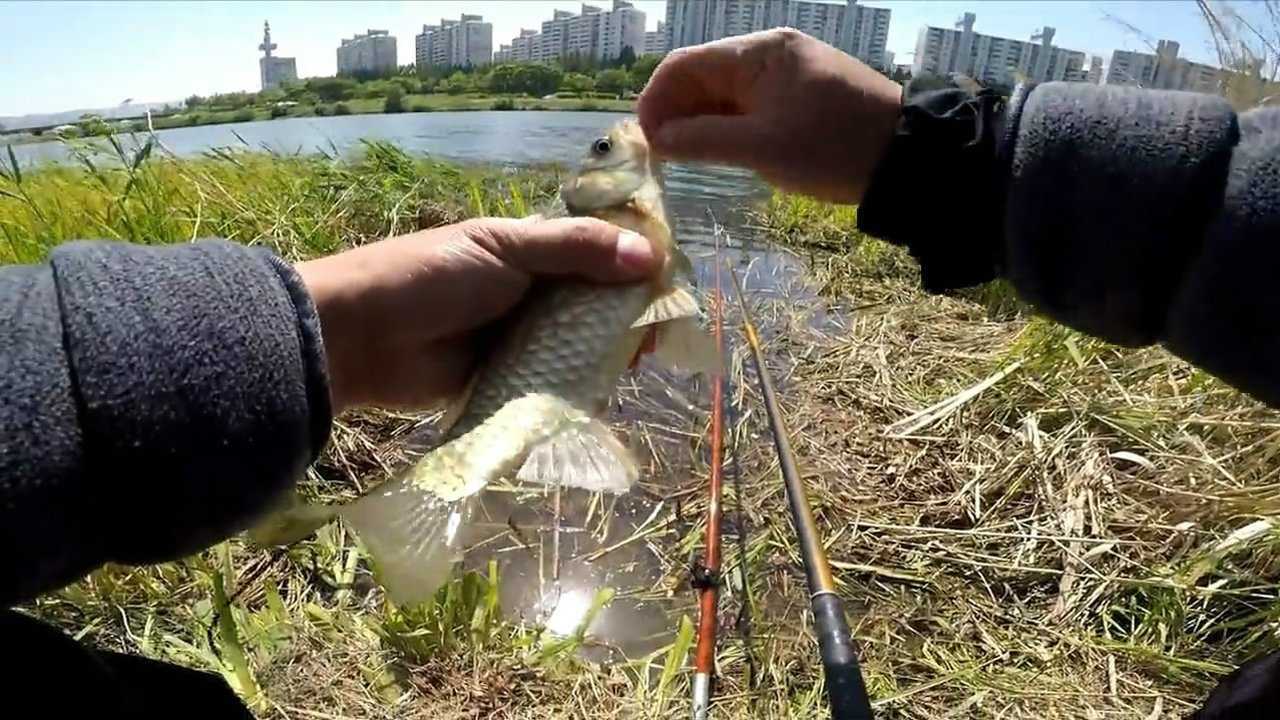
[0,1,1255,118]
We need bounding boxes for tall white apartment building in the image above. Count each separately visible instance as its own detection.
[416,14,493,70]
[644,21,668,55]
[337,30,398,76]
[497,2,645,65]
[664,0,891,70]
[1107,40,1222,93]
[912,13,1086,87]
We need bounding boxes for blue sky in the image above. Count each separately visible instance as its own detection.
[0,1,1242,117]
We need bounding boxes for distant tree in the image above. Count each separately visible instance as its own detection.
[522,64,563,97]
[563,72,596,96]
[384,87,406,113]
[258,88,286,104]
[891,66,912,84]
[617,46,637,69]
[444,71,474,95]
[560,52,597,74]
[308,77,358,103]
[185,94,204,109]
[595,68,631,96]
[630,54,662,89]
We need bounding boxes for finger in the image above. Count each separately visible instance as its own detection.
[467,216,661,283]
[650,114,776,169]
[638,30,777,140]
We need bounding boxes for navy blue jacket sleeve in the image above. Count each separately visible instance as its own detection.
[0,239,332,606]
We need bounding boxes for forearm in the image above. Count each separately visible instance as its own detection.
[860,80,1280,407]
[0,240,332,605]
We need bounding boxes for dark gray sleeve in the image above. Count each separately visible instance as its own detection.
[860,80,1280,408]
[1004,83,1280,406]
[0,239,331,605]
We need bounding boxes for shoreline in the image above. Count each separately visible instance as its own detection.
[1,95,636,148]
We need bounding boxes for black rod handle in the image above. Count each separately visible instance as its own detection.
[812,593,874,719]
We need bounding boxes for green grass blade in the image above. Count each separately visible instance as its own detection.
[656,613,696,701]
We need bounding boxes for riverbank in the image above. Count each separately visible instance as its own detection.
[4,148,1277,718]
[1,94,635,148]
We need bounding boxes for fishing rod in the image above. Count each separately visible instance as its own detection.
[726,263,874,720]
[691,227,728,720]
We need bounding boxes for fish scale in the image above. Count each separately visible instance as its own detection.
[444,282,653,442]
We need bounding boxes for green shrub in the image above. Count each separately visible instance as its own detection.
[269,105,288,119]
[490,98,516,111]
[313,104,331,117]
[333,102,352,116]
[384,88,405,114]
[232,109,255,123]
[410,103,432,113]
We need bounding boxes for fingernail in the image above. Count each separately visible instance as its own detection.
[616,230,655,270]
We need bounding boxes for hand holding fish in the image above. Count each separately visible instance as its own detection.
[638,27,902,204]
[296,215,661,413]
[266,122,718,604]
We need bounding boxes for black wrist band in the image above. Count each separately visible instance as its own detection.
[858,77,1027,292]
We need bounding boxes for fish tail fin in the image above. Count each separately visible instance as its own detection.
[340,475,470,606]
[340,392,620,604]
[517,417,640,493]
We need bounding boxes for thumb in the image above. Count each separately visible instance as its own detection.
[651,114,774,168]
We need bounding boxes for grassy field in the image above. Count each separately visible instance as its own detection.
[3,138,1280,718]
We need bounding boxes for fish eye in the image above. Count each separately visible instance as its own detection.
[591,137,612,156]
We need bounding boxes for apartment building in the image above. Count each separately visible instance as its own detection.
[337,30,398,76]
[1086,55,1104,84]
[1106,39,1222,93]
[496,2,646,65]
[644,21,668,55]
[912,13,1086,87]
[665,0,891,70]
[416,14,493,70]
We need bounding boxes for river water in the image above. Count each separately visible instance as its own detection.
[14,111,829,663]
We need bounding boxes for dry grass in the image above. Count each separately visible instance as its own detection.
[8,139,1280,718]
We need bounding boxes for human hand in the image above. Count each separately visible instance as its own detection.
[296,217,659,413]
[638,28,902,204]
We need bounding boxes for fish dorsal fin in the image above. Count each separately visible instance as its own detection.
[633,284,700,328]
[516,417,639,493]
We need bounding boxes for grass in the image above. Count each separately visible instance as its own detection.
[4,135,1280,718]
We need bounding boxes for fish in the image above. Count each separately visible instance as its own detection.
[253,119,717,605]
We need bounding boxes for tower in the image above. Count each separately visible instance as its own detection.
[260,21,277,58]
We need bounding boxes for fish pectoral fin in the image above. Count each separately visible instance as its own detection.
[246,489,339,548]
[340,475,472,606]
[651,316,722,376]
[516,418,639,494]
[633,284,700,328]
